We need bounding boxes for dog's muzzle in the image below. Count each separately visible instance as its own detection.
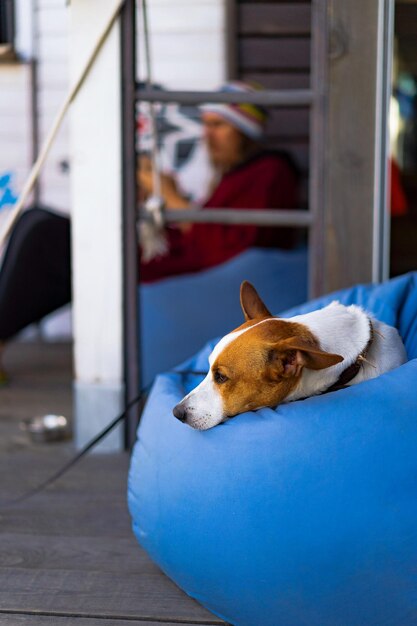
[172,375,225,430]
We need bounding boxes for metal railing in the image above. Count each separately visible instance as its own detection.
[136,87,313,107]
[136,86,314,230]
[138,208,312,227]
[127,1,328,448]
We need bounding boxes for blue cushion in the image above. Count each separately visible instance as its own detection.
[139,247,307,385]
[128,272,417,626]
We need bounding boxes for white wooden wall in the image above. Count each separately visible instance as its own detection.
[0,0,35,207]
[70,0,124,451]
[137,0,226,89]
[0,0,70,215]
[0,64,32,204]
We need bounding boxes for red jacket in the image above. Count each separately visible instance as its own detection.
[141,151,299,283]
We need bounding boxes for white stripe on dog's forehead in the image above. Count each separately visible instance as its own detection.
[208,318,279,366]
[208,329,246,366]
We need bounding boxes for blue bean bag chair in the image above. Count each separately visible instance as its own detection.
[139,247,307,386]
[128,272,417,626]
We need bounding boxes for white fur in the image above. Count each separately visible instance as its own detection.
[176,327,249,430]
[178,370,224,430]
[175,301,408,429]
[286,301,407,401]
[208,328,247,366]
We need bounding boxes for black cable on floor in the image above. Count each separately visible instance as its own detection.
[0,369,207,509]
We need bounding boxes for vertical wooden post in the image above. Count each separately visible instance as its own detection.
[70,0,124,451]
[321,0,391,293]
[225,0,238,80]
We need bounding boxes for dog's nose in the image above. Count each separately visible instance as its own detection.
[173,403,187,423]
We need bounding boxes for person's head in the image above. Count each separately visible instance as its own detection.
[200,81,268,172]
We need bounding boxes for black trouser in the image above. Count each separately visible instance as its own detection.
[0,207,71,341]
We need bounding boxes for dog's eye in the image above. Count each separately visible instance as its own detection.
[214,370,228,384]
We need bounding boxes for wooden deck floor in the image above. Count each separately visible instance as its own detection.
[0,342,227,625]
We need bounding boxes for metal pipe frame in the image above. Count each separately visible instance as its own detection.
[372,0,394,283]
[138,208,312,227]
[120,0,140,450]
[136,87,313,107]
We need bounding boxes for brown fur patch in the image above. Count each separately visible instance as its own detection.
[211,318,320,417]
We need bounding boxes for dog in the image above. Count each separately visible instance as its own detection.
[173,281,408,430]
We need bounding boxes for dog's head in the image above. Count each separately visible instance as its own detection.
[173,281,343,430]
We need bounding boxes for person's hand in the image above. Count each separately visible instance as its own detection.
[137,156,190,211]
[137,156,154,198]
[138,155,178,197]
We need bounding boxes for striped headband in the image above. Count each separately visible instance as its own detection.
[200,81,268,140]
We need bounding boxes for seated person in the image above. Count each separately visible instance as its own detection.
[138,81,300,282]
[0,82,299,378]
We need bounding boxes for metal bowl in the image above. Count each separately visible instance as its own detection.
[20,414,71,443]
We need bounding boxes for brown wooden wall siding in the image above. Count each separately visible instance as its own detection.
[239,3,311,36]
[235,0,312,201]
[240,38,311,70]
[395,3,417,75]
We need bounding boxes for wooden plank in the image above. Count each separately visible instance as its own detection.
[36,0,67,10]
[0,534,225,623]
[267,107,309,138]
[0,132,30,150]
[241,71,310,89]
[139,4,225,34]
[37,35,68,63]
[0,533,155,573]
[0,614,223,625]
[0,66,31,184]
[0,484,131,535]
[390,216,417,277]
[395,4,417,35]
[238,0,312,2]
[37,72,68,92]
[323,0,380,291]
[37,5,69,37]
[0,568,217,621]
[0,343,72,439]
[37,185,71,213]
[239,37,310,70]
[0,461,128,506]
[0,464,224,623]
[396,37,417,74]
[0,347,228,625]
[0,498,223,621]
[240,3,311,36]
[0,91,30,115]
[0,65,30,89]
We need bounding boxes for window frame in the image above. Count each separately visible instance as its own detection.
[0,0,16,61]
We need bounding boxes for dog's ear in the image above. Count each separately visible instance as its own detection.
[240,281,272,321]
[268,337,344,379]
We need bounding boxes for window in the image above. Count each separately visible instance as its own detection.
[0,0,15,59]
